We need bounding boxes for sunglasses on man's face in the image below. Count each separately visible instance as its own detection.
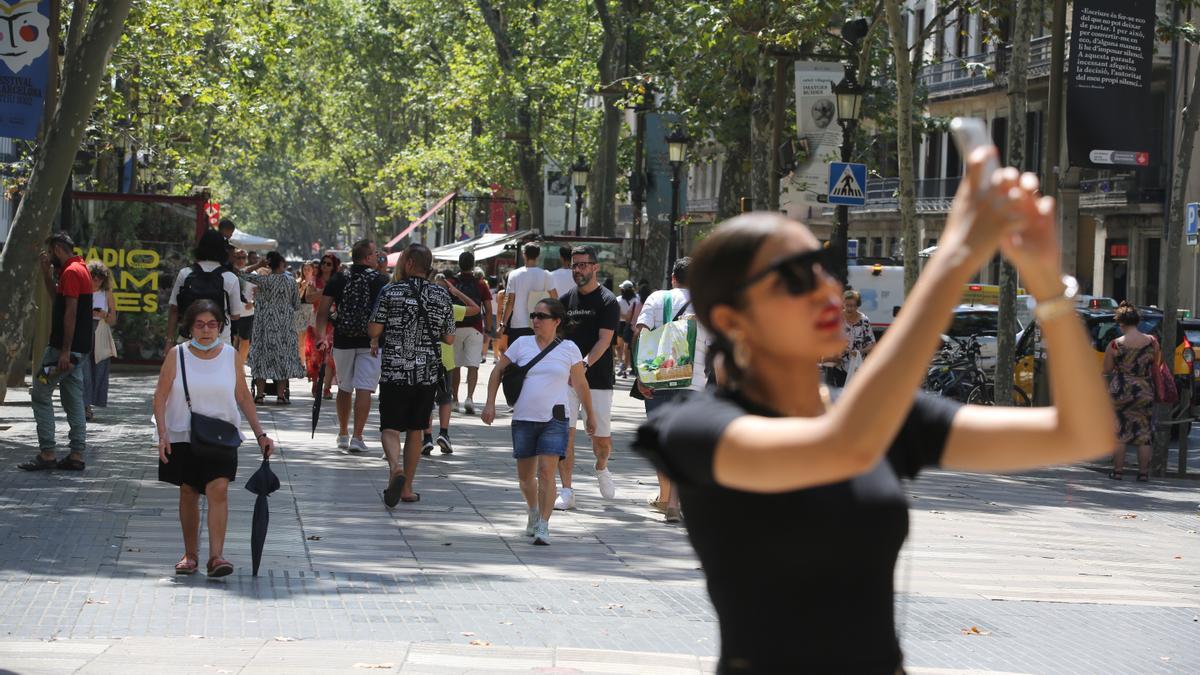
[529,312,555,321]
[737,247,840,297]
[192,320,220,331]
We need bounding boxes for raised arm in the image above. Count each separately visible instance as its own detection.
[712,149,1029,493]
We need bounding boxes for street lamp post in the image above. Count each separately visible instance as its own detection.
[666,128,690,278]
[511,185,525,232]
[571,156,590,237]
[832,69,865,283]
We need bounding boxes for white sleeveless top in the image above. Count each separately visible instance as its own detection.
[163,344,244,444]
[93,291,108,314]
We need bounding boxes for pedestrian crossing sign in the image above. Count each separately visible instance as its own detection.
[828,162,867,206]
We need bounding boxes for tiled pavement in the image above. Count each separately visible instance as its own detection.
[1,368,1198,674]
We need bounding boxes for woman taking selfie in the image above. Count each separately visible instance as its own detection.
[482,298,595,546]
[635,148,1115,673]
[153,300,275,577]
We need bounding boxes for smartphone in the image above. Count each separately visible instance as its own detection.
[949,117,1000,180]
[552,404,567,421]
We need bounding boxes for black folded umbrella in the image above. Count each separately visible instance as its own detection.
[311,350,327,438]
[244,456,280,576]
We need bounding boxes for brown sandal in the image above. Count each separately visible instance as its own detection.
[206,557,233,577]
[175,555,198,575]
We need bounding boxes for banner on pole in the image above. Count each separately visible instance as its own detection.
[791,62,845,206]
[644,112,687,225]
[0,0,52,140]
[1066,0,1156,169]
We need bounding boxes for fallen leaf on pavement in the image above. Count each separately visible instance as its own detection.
[604,603,624,610]
[461,631,475,636]
[306,535,322,541]
[1120,514,1138,519]
[353,664,394,669]
[961,626,990,636]
[125,547,141,552]
[469,640,491,646]
[83,599,109,605]
[274,636,297,642]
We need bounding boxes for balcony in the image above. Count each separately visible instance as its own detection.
[1079,177,1166,210]
[851,177,961,215]
[687,196,718,214]
[920,35,1064,100]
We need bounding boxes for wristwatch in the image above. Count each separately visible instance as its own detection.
[1030,275,1079,322]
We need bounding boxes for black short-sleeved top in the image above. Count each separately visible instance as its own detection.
[634,389,961,674]
[561,285,620,390]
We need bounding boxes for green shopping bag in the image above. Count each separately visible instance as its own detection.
[634,295,698,390]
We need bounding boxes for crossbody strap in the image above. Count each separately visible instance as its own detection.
[521,338,562,374]
[672,299,692,322]
[177,345,193,412]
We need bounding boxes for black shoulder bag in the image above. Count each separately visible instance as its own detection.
[178,345,242,461]
[502,338,562,406]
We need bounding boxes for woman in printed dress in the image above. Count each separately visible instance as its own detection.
[1102,302,1158,482]
[247,252,306,403]
[305,253,340,398]
[826,289,875,387]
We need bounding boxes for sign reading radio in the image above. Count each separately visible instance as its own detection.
[74,246,161,313]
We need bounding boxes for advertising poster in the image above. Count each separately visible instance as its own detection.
[1066,0,1156,169]
[644,112,687,226]
[68,197,202,363]
[791,61,845,206]
[0,0,51,139]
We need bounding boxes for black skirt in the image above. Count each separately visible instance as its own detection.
[158,442,238,493]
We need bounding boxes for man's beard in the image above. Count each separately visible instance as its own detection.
[574,273,591,286]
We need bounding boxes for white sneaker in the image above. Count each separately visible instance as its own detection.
[348,437,368,454]
[596,469,616,500]
[532,520,550,545]
[553,487,575,511]
[525,508,539,536]
[464,398,476,415]
[452,400,463,413]
[336,435,350,450]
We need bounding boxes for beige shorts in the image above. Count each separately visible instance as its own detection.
[332,348,381,393]
[567,387,613,438]
[452,327,484,368]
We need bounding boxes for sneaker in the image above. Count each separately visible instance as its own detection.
[452,400,463,414]
[664,505,683,523]
[464,398,476,415]
[596,469,616,500]
[348,437,368,454]
[553,487,575,511]
[437,433,454,455]
[421,437,435,456]
[532,520,550,545]
[336,435,350,450]
[525,508,539,536]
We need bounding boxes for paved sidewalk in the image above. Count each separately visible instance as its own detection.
[1,366,1198,674]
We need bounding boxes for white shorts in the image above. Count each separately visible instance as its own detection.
[452,327,484,368]
[332,348,381,393]
[567,387,613,438]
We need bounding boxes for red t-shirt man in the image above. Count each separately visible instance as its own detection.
[51,256,95,354]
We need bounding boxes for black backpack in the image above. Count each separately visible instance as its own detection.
[177,264,228,335]
[451,273,483,328]
[334,267,382,339]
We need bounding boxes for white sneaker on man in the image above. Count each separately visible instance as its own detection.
[464,397,476,415]
[596,469,616,499]
[553,487,575,511]
[348,437,368,454]
[452,400,463,414]
[336,435,350,450]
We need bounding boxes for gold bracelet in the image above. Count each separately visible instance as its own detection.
[1034,295,1075,322]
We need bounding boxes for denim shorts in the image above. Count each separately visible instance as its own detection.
[511,418,568,459]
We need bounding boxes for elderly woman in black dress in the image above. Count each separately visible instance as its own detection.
[635,149,1115,673]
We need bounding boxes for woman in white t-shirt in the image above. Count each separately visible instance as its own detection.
[483,298,595,546]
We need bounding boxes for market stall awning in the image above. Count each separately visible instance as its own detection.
[432,231,534,262]
[229,229,278,251]
[385,191,457,250]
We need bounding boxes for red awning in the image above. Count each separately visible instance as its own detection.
[385,191,457,250]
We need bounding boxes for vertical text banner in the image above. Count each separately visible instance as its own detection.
[1066,0,1156,169]
[0,0,52,139]
[791,62,845,207]
[644,112,688,226]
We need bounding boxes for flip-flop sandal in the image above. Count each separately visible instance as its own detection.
[206,557,233,578]
[401,493,421,503]
[18,456,57,471]
[1136,473,1150,482]
[56,457,85,471]
[383,474,405,508]
[175,555,198,575]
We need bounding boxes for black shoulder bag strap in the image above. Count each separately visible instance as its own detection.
[178,345,194,412]
[672,299,692,322]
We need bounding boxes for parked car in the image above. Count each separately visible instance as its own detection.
[847,264,904,338]
[942,305,1025,372]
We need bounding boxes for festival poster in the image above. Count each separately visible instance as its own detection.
[0,0,51,140]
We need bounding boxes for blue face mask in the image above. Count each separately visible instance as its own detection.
[190,338,221,351]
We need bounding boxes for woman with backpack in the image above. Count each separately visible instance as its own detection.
[164,229,244,353]
[248,252,307,404]
[481,298,596,546]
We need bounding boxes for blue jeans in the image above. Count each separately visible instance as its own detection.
[31,346,87,455]
[644,388,688,415]
[511,418,568,459]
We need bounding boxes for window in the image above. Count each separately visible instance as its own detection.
[923,132,942,179]
[948,311,1000,337]
[991,117,1008,160]
[870,237,883,257]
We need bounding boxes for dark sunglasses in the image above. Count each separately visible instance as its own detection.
[737,247,840,296]
[529,312,556,321]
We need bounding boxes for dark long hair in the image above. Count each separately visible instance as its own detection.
[690,212,792,386]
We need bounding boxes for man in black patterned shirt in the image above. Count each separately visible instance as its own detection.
[369,243,456,507]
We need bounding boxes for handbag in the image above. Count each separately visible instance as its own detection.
[1151,338,1179,405]
[633,296,697,391]
[93,319,118,363]
[501,338,562,406]
[178,345,242,461]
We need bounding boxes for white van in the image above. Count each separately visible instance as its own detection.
[847,264,904,336]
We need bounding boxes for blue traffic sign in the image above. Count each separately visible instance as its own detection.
[846,238,859,259]
[1187,202,1199,236]
[828,162,867,206]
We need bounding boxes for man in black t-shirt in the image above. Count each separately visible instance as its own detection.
[555,246,620,510]
[315,238,389,453]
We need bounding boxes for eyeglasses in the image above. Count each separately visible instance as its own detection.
[529,312,555,321]
[192,320,220,330]
[737,247,839,296]
[570,261,596,270]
